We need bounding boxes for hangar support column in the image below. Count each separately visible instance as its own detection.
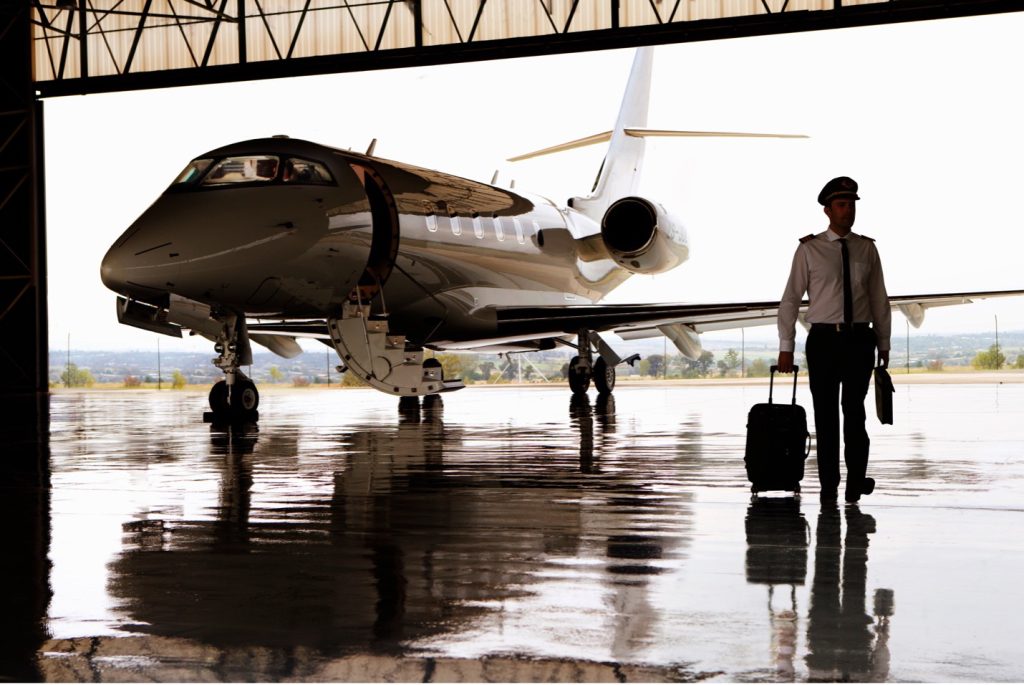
[0,12,50,679]
[0,3,48,435]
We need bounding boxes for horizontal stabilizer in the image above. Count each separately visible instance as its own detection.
[507,128,807,162]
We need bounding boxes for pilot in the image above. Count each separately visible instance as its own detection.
[776,176,891,504]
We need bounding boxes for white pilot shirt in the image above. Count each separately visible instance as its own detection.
[778,229,891,353]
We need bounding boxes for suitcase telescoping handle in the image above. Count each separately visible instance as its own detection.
[768,365,799,405]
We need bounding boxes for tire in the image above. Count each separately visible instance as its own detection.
[568,356,591,394]
[231,379,260,413]
[209,380,230,413]
[594,357,616,395]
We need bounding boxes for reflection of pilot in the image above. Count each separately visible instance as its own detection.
[806,504,894,681]
[744,497,809,680]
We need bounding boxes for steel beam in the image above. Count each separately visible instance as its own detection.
[0,4,48,435]
[0,9,50,677]
[32,0,1024,97]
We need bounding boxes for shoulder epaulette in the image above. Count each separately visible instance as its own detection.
[799,234,815,244]
[859,234,875,242]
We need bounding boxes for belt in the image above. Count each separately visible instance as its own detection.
[810,322,872,332]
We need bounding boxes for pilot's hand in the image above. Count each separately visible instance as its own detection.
[878,349,890,369]
[777,351,795,374]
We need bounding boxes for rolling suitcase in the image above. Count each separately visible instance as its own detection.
[745,366,811,495]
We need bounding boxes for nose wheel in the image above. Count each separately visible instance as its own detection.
[207,377,260,422]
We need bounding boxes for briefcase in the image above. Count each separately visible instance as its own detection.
[874,366,895,425]
[744,366,811,495]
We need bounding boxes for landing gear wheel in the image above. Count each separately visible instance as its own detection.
[231,378,260,414]
[398,395,421,412]
[594,358,616,395]
[208,379,259,420]
[398,395,421,423]
[568,355,591,394]
[209,380,229,414]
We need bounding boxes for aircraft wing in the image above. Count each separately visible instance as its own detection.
[244,288,1024,357]
[490,288,1024,346]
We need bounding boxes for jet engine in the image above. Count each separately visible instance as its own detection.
[599,197,689,274]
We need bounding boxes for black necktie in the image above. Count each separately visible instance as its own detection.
[839,238,853,324]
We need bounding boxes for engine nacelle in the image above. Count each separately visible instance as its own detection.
[600,197,689,274]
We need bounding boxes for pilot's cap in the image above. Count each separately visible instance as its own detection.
[818,176,860,206]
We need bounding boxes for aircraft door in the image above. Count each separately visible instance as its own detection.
[349,163,399,303]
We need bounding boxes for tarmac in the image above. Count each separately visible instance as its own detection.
[4,380,1024,682]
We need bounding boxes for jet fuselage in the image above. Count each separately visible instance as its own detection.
[101,136,641,348]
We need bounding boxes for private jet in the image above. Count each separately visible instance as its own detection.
[100,48,1023,420]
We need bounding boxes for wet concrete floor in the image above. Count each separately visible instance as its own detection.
[3,382,1024,681]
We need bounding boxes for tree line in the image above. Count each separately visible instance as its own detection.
[52,345,1024,389]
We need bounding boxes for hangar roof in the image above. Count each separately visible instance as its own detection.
[30,0,1024,96]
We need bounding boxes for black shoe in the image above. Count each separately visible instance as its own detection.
[820,489,838,504]
[846,477,875,503]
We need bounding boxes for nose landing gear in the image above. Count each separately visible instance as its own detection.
[208,374,260,420]
[204,312,260,423]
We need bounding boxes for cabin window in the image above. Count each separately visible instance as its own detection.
[172,158,213,185]
[450,215,462,236]
[493,216,504,241]
[283,158,334,185]
[513,217,525,245]
[426,213,438,232]
[472,214,484,239]
[201,155,280,185]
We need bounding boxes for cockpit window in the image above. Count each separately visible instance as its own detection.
[173,158,213,185]
[201,155,280,185]
[283,158,334,185]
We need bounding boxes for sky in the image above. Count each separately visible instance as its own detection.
[43,11,1024,354]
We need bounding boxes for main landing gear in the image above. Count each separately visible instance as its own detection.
[204,311,260,423]
[566,329,639,397]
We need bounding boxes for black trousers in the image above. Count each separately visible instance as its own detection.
[806,325,876,496]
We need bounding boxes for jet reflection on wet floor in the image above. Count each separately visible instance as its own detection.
[6,383,1024,681]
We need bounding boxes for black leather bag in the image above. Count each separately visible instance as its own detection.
[874,366,895,425]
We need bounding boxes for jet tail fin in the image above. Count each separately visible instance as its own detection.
[506,48,806,223]
[568,47,654,222]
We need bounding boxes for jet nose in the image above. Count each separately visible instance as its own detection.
[99,239,137,292]
[100,243,129,294]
